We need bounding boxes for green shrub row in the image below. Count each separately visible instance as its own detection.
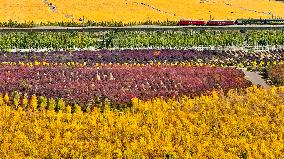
[0,30,283,49]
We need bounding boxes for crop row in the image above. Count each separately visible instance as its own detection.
[0,86,283,158]
[0,49,282,71]
[0,20,179,28]
[0,65,251,108]
[0,31,284,49]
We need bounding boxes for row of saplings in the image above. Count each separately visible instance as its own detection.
[0,92,113,113]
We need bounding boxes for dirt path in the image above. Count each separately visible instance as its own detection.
[125,0,184,19]
[42,0,76,20]
[240,68,270,88]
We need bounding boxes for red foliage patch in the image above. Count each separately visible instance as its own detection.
[0,65,251,104]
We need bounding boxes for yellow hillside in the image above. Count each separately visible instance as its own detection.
[1,0,284,23]
[0,0,66,22]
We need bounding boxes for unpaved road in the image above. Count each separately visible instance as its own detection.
[240,68,270,88]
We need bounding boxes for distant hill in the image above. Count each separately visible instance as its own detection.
[1,0,284,23]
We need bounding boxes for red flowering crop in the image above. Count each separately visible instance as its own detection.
[0,65,251,106]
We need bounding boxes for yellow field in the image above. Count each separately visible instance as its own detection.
[0,87,283,158]
[1,0,284,23]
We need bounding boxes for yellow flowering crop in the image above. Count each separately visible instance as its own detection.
[0,86,283,158]
[0,0,284,23]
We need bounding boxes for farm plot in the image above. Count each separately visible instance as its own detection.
[0,29,283,158]
[0,86,283,158]
[1,0,284,23]
[0,65,250,109]
[1,31,284,50]
[0,49,282,71]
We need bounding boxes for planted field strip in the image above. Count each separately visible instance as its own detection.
[1,0,284,23]
[1,31,284,49]
[0,65,250,105]
[0,86,283,158]
[5,45,284,53]
[0,49,282,71]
